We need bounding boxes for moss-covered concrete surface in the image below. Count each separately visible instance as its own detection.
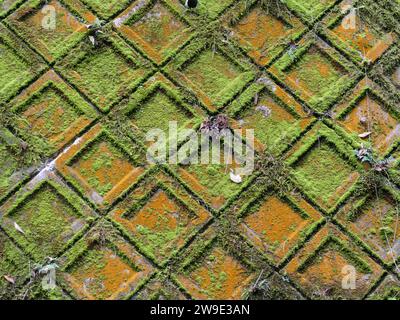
[1,0,400,300]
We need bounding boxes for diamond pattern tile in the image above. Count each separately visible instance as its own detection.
[1,0,400,301]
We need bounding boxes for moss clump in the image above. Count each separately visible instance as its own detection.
[80,0,131,19]
[0,232,29,295]
[292,142,355,208]
[72,46,137,111]
[18,86,81,143]
[6,183,84,260]
[0,42,31,100]
[136,223,185,263]
[0,142,19,199]
[197,0,234,19]
[294,51,342,95]
[184,163,244,200]
[237,97,303,154]
[73,138,133,197]
[285,0,335,21]
[132,90,191,133]
[183,50,242,100]
[7,0,87,62]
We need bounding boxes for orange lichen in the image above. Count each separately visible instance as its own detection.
[337,194,400,263]
[231,5,302,66]
[109,172,211,264]
[113,190,190,262]
[62,225,154,300]
[56,124,145,208]
[12,70,95,152]
[303,250,350,287]
[118,1,191,64]
[68,246,139,300]
[342,96,400,153]
[286,46,344,99]
[241,196,320,264]
[334,78,400,155]
[285,225,383,299]
[333,18,379,53]
[8,0,95,61]
[72,141,134,195]
[331,15,394,63]
[178,247,255,300]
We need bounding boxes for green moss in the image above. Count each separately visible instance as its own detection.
[295,51,341,94]
[74,138,129,196]
[165,37,255,110]
[7,0,87,61]
[125,1,191,63]
[292,141,355,208]
[285,0,335,21]
[298,236,372,274]
[183,163,244,200]
[236,96,303,154]
[197,0,234,19]
[10,77,97,157]
[28,283,71,300]
[274,42,360,112]
[63,230,144,300]
[69,246,107,275]
[0,0,25,17]
[6,181,86,261]
[0,142,19,199]
[121,186,192,262]
[18,85,81,138]
[28,15,81,57]
[183,50,242,100]
[377,286,400,300]
[61,126,146,209]
[57,33,153,112]
[346,191,399,247]
[290,49,352,112]
[132,90,191,133]
[193,255,230,298]
[369,45,400,104]
[66,246,111,299]
[80,0,131,19]
[0,41,32,100]
[136,223,184,263]
[0,231,29,292]
[72,46,137,111]
[0,26,45,102]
